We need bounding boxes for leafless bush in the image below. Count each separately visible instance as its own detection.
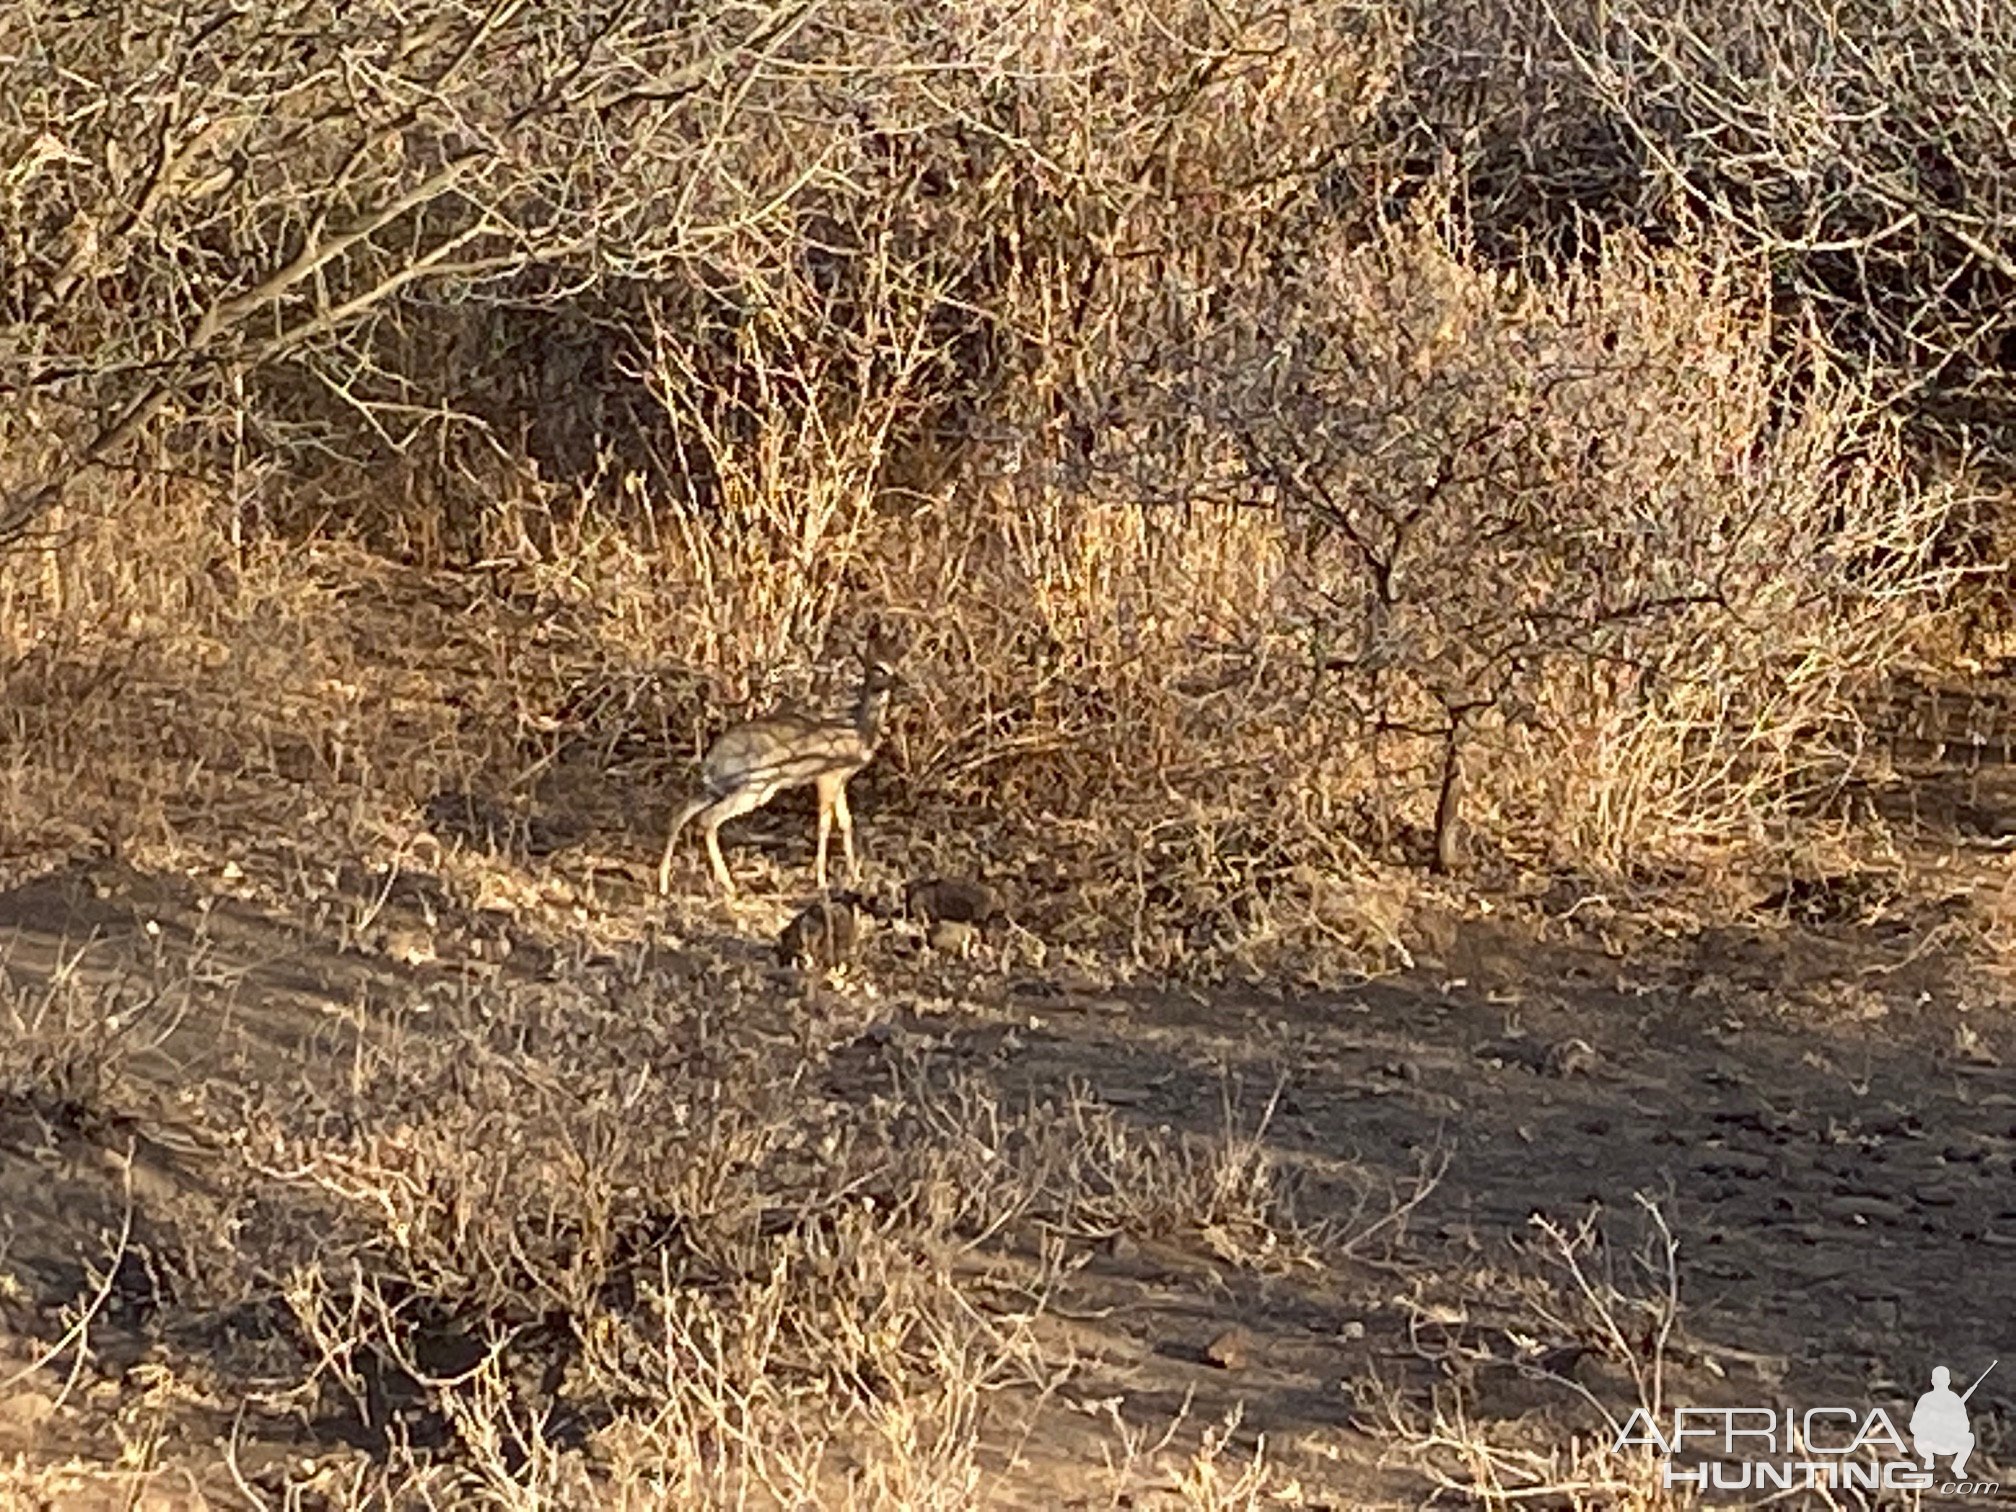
[1395,0,2016,476]
[0,920,209,1129]
[1570,0,2016,418]
[1050,213,1959,875]
[0,0,1399,542]
[174,974,1058,1503]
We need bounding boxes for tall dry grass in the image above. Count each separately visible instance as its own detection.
[0,0,1980,945]
[0,247,1965,973]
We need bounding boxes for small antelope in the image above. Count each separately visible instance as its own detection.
[660,625,903,897]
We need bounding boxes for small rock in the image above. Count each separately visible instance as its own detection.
[1956,1032,2001,1068]
[905,877,1008,927]
[1536,1343,1596,1379]
[1203,1326,1253,1370]
[1544,1037,1597,1077]
[1866,1113,1925,1139]
[1823,1194,1905,1224]
[1700,1150,1774,1179]
[1008,977,1064,1000]
[1098,1085,1153,1107]
[381,926,437,967]
[4,1387,55,1431]
[777,897,863,971]
[927,919,978,955]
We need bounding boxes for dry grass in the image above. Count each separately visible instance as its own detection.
[0,0,2009,1503]
[1374,1201,1693,1511]
[0,224,1966,978]
[0,926,1365,1508]
[0,0,1986,971]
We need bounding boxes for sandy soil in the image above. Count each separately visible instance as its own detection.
[0,753,2011,1508]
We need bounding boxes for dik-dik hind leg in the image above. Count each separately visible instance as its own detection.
[691,785,774,897]
[702,820,737,895]
[659,793,713,896]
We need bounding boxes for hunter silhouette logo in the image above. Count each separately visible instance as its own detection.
[1913,1362,1996,1480]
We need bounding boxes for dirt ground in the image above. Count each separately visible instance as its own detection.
[0,744,2012,1508]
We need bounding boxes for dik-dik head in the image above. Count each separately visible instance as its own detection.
[854,619,908,714]
[861,618,905,681]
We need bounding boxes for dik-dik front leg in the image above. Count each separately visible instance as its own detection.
[831,781,860,883]
[813,772,844,890]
